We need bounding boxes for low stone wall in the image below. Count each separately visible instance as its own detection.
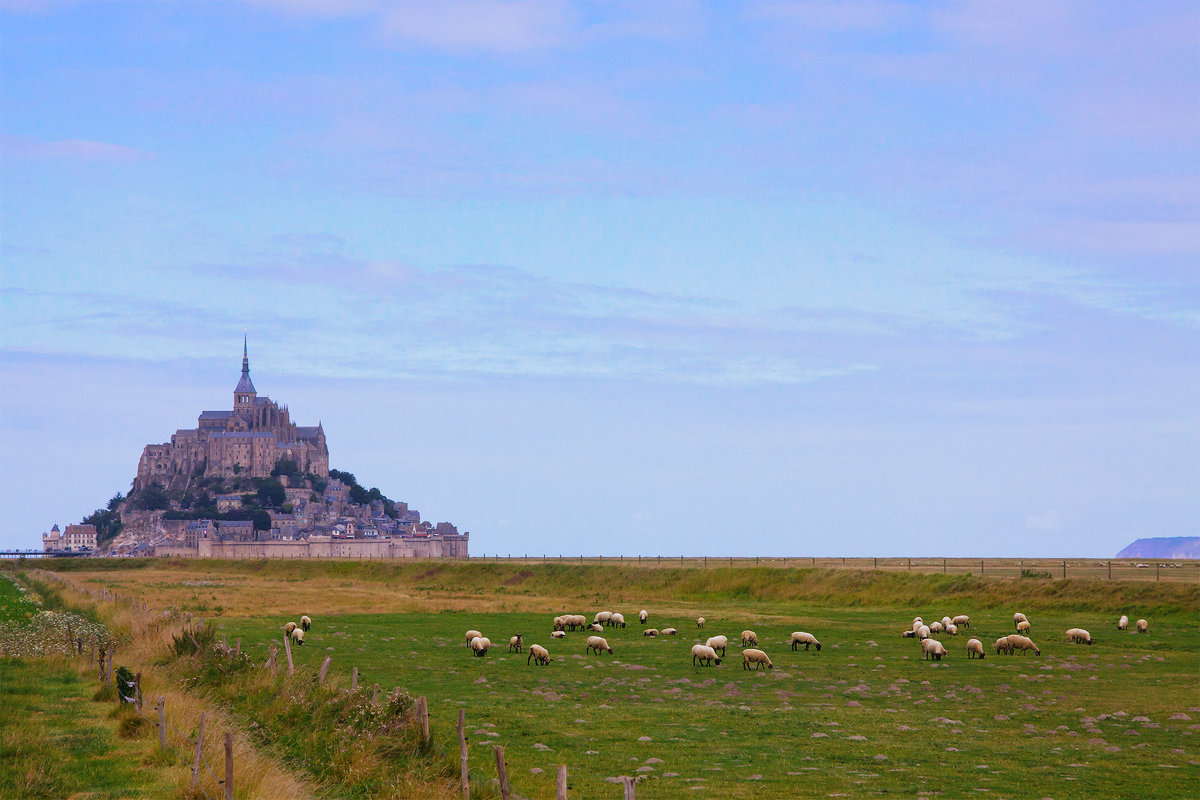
[155,535,469,560]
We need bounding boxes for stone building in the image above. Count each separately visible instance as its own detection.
[135,339,329,491]
[43,523,97,552]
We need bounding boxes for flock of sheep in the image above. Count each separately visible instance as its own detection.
[902,611,1150,662]
[464,609,827,672]
[461,609,1152,670]
[282,614,312,645]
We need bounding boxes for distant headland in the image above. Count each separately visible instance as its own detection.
[43,339,467,559]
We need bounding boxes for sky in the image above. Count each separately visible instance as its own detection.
[1,1,1197,557]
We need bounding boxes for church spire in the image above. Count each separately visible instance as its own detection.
[235,333,257,399]
[242,333,249,375]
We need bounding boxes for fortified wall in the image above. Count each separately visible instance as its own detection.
[155,533,468,560]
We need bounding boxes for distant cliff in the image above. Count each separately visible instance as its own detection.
[1116,537,1200,559]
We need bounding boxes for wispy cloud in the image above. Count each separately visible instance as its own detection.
[1,134,153,163]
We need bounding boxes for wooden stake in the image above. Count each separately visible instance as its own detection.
[556,764,567,799]
[191,712,206,788]
[458,708,469,799]
[105,650,113,689]
[134,672,142,711]
[318,656,332,684]
[352,666,358,691]
[235,637,241,656]
[158,697,167,751]
[224,732,233,800]
[624,776,636,799]
[283,634,294,676]
[417,696,430,745]
[493,745,511,800]
[372,683,380,705]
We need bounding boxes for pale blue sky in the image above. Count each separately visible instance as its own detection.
[2,1,1197,555]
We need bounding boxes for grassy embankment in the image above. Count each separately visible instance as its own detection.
[29,558,1200,799]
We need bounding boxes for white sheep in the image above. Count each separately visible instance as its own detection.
[283,621,298,635]
[1136,618,1148,633]
[661,628,677,636]
[741,630,758,647]
[929,621,944,635]
[1013,612,1028,629]
[691,644,721,666]
[508,634,524,653]
[639,610,648,624]
[594,611,613,626]
[1065,628,1093,645]
[993,636,1011,655]
[705,635,728,657]
[643,628,659,637]
[589,623,605,632]
[300,615,312,632]
[966,638,985,659]
[470,636,491,657]
[901,629,917,638]
[1117,615,1129,630]
[550,630,566,639]
[527,644,550,666]
[911,619,924,634]
[1016,620,1031,634]
[917,625,931,641]
[610,613,626,628]
[552,616,565,631]
[789,631,821,652]
[742,648,772,670]
[586,635,613,655]
[952,614,970,628]
[946,623,958,636]
[921,638,946,661]
[568,614,587,631]
[290,627,305,646]
[465,629,483,645]
[696,617,705,628]
[1008,634,1040,655]
[940,616,952,630]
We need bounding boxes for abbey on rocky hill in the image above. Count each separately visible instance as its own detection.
[135,339,329,491]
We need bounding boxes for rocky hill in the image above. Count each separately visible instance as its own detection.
[1116,537,1200,559]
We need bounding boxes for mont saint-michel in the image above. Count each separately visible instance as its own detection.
[47,341,468,559]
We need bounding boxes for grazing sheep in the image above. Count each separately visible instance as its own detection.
[586,636,613,655]
[589,623,605,632]
[705,635,729,657]
[941,616,953,630]
[691,644,721,666]
[929,621,944,635]
[290,627,305,646]
[912,619,924,634]
[1008,634,1040,655]
[643,628,659,637]
[741,630,758,647]
[696,617,705,628]
[552,616,565,631]
[661,628,678,636]
[946,623,959,636]
[901,629,917,638]
[1016,620,1031,634]
[551,630,567,639]
[300,615,312,632]
[508,634,524,653]
[639,610,648,625]
[742,648,772,671]
[993,636,1012,655]
[610,613,626,628]
[527,644,550,666]
[921,638,946,661]
[283,621,298,635]
[1065,628,1093,645]
[1117,615,1129,631]
[966,638,985,659]
[917,625,931,641]
[594,611,613,626]
[465,629,483,645]
[789,631,821,652]
[1013,612,1028,629]
[952,615,970,628]
[470,636,492,657]
[569,614,588,631]
[1136,619,1148,633]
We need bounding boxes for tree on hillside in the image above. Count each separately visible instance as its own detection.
[257,478,286,508]
[252,509,272,532]
[138,482,169,511]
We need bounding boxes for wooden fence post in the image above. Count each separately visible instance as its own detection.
[224,731,234,800]
[493,745,511,800]
[417,696,430,745]
[1157,563,1160,582]
[1108,560,1111,580]
[458,708,469,799]
[942,559,946,574]
[372,683,380,705]
[318,656,332,684]
[283,634,294,676]
[106,650,113,689]
[134,672,142,711]
[158,697,167,751]
[191,712,206,788]
[235,637,241,656]
[623,775,636,799]
[557,764,567,799]
[352,666,359,691]
[1062,560,1067,580]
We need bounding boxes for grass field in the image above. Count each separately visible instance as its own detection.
[22,561,1200,799]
